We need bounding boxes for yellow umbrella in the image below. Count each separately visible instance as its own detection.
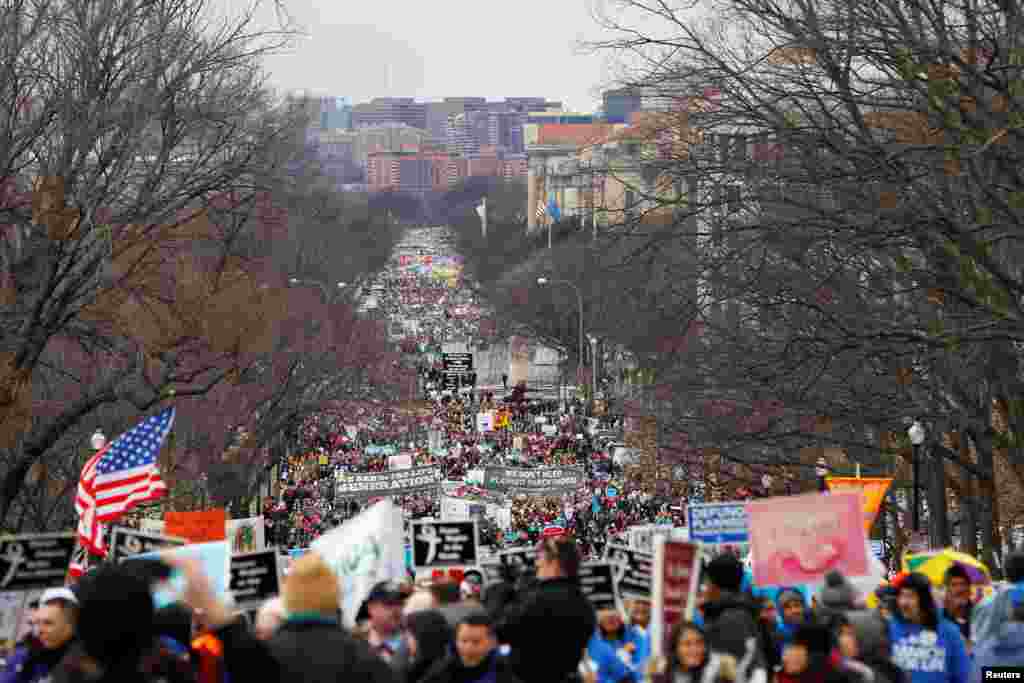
[902,548,992,588]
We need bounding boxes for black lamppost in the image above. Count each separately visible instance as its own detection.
[908,421,926,532]
[815,456,829,492]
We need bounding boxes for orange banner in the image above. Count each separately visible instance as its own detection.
[825,477,893,533]
[164,509,227,544]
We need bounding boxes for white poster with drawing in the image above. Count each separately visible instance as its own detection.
[312,500,405,627]
[227,517,266,554]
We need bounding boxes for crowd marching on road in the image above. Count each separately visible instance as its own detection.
[1,227,1018,683]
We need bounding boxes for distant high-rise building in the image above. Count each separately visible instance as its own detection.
[352,98,428,130]
[603,88,644,123]
[319,96,352,129]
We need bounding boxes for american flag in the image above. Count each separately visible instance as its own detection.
[75,408,174,551]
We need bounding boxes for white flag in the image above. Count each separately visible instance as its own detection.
[312,499,406,627]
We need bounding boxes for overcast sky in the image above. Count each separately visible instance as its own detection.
[240,0,630,112]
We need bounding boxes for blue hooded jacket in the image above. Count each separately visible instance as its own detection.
[889,618,970,683]
[587,625,650,683]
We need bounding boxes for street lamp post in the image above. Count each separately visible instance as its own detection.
[588,335,598,403]
[815,456,829,492]
[908,420,926,532]
[537,277,584,394]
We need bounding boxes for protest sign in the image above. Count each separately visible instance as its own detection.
[131,541,231,601]
[476,412,494,433]
[687,503,750,545]
[109,527,185,562]
[746,492,868,587]
[0,592,24,646]
[312,500,406,627]
[227,517,265,554]
[482,466,585,495]
[335,466,443,500]
[605,543,653,599]
[825,478,893,533]
[578,562,620,612]
[229,550,281,609]
[410,520,478,568]
[479,562,504,585]
[388,454,413,470]
[498,547,536,575]
[164,509,227,543]
[0,534,75,591]
[651,538,702,660]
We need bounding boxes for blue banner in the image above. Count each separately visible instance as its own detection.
[687,502,750,544]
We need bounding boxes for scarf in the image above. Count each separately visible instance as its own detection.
[191,633,224,683]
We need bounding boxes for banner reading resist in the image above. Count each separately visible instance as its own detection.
[746,492,868,587]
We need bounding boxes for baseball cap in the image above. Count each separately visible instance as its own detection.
[366,580,407,604]
[40,587,78,606]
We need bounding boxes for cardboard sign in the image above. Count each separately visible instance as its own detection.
[410,520,478,568]
[651,538,702,660]
[229,550,281,609]
[109,527,186,562]
[746,492,868,586]
[0,534,75,591]
[578,562,620,612]
[164,509,227,544]
[605,543,653,599]
[687,503,750,545]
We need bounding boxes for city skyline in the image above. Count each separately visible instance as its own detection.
[243,0,619,113]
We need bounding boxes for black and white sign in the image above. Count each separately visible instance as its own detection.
[483,466,586,495]
[335,465,443,500]
[109,527,186,563]
[410,520,478,568]
[479,562,505,585]
[229,550,281,609]
[578,562,620,612]
[498,547,536,573]
[605,543,653,599]
[443,353,473,373]
[0,533,75,591]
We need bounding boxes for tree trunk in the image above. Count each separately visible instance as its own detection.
[976,440,1000,574]
[929,444,952,548]
[961,473,979,556]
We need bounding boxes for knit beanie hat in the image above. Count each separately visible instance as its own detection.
[818,570,858,610]
[283,552,341,616]
[778,588,804,609]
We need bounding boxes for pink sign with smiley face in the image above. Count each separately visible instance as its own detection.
[747,492,867,586]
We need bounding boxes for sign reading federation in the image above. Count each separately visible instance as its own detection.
[686,502,750,544]
[483,466,585,494]
[335,465,443,500]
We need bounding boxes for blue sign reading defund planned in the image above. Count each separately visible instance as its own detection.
[687,503,750,544]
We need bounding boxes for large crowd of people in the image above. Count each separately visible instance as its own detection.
[6,535,1019,683]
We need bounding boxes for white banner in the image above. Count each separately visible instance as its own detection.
[476,412,495,433]
[389,454,413,470]
[442,497,471,521]
[312,500,406,627]
[227,516,266,554]
[139,518,166,534]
